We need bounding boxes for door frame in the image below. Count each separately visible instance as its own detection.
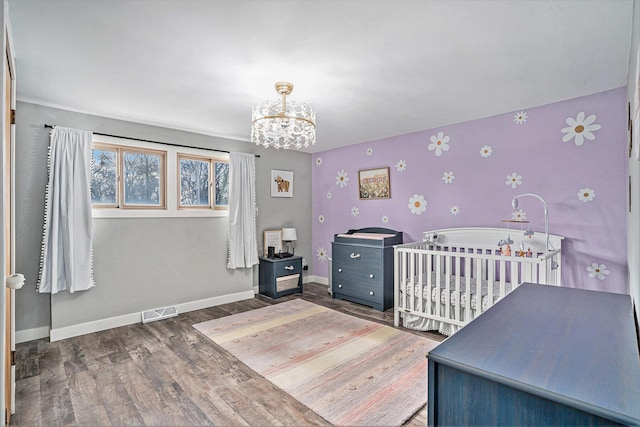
[1,0,15,423]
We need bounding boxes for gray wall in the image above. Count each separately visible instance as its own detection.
[15,101,312,333]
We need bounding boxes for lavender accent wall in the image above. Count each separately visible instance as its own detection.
[312,87,628,294]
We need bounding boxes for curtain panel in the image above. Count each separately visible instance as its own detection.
[37,126,95,294]
[227,152,259,269]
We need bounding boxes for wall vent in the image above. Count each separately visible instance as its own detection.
[141,306,178,324]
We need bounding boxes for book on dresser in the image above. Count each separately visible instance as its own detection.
[331,227,402,311]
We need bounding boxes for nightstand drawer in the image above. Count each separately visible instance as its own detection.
[273,258,302,276]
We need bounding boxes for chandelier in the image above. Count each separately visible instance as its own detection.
[251,82,316,149]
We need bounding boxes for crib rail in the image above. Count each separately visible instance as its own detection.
[393,240,562,332]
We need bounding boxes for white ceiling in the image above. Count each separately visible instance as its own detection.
[8,0,634,153]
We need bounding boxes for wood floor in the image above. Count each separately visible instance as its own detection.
[10,282,445,426]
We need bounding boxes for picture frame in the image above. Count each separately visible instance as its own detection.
[263,229,283,257]
[358,167,390,200]
[271,170,293,197]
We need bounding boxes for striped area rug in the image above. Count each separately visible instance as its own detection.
[193,299,440,426]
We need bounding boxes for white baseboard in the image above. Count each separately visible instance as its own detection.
[15,326,50,344]
[307,275,328,286]
[48,290,255,342]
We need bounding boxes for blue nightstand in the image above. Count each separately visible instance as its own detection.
[258,256,303,299]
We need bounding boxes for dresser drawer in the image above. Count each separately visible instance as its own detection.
[333,279,381,304]
[332,244,383,281]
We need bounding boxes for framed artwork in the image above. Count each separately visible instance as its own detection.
[263,229,282,256]
[358,167,390,200]
[271,170,293,197]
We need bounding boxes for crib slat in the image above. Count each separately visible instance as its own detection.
[454,255,461,322]
[487,254,495,310]
[417,251,424,314]
[475,256,482,317]
[445,253,452,320]
[499,258,506,298]
[394,248,401,326]
[435,254,442,319]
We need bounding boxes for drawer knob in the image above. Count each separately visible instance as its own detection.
[338,284,343,288]
[285,265,294,270]
[369,291,374,296]
[369,274,374,279]
[338,268,343,273]
[350,253,361,259]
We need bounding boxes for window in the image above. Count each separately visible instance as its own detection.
[91,145,117,207]
[178,154,229,210]
[122,148,165,208]
[91,142,167,209]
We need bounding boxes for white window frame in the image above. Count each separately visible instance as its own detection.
[177,153,229,211]
[91,135,229,218]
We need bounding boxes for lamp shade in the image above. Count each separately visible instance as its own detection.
[282,227,297,241]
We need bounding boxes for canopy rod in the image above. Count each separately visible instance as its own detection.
[43,124,260,158]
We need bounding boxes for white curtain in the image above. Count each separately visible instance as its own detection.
[227,152,259,269]
[38,127,95,294]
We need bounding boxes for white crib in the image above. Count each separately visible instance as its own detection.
[393,227,563,336]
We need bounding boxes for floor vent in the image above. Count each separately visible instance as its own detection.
[141,306,178,324]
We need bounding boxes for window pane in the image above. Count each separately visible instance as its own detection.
[91,149,117,205]
[123,151,162,205]
[180,158,210,206]
[215,162,229,206]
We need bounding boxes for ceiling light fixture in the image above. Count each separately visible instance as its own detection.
[251,82,316,150]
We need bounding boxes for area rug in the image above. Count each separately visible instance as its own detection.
[193,299,440,426]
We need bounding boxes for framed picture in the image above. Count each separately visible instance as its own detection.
[358,167,390,200]
[271,170,293,197]
[263,229,282,256]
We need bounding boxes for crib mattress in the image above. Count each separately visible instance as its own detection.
[401,273,514,312]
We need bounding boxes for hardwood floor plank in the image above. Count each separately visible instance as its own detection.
[11,282,444,426]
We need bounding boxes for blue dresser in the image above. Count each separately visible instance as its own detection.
[331,227,402,311]
[427,283,640,426]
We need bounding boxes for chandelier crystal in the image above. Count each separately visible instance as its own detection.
[251,82,316,149]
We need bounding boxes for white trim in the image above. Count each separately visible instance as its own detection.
[49,290,254,342]
[15,326,50,344]
[307,275,328,285]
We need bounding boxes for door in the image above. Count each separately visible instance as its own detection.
[4,37,14,425]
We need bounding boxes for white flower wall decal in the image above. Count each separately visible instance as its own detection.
[512,209,527,221]
[326,191,332,199]
[315,157,323,166]
[428,132,450,156]
[450,205,460,216]
[442,171,455,184]
[318,215,325,223]
[561,112,601,146]
[396,160,407,172]
[316,247,328,262]
[506,172,522,189]
[513,111,527,124]
[336,169,349,188]
[408,194,427,215]
[351,206,359,217]
[381,214,389,224]
[480,145,492,158]
[587,263,609,280]
[366,147,373,156]
[578,187,595,203]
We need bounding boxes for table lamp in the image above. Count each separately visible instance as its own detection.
[282,227,297,256]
